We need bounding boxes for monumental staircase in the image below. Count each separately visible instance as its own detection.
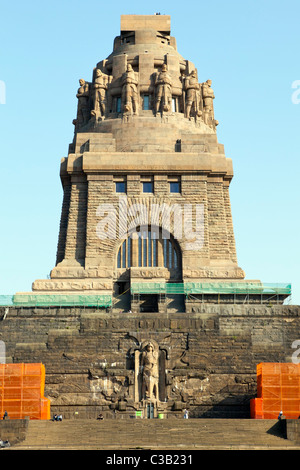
[2,418,300,450]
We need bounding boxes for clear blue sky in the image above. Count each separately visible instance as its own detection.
[0,0,299,304]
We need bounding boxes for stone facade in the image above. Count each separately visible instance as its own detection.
[21,14,254,308]
[1,305,299,419]
[7,15,295,419]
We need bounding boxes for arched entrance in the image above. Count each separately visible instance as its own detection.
[114,226,183,312]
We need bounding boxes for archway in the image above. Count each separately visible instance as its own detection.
[114,226,183,313]
[116,226,182,274]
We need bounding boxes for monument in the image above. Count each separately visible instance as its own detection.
[15,14,290,312]
[4,15,295,420]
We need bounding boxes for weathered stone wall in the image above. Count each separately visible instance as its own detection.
[286,419,300,443]
[51,165,243,283]
[64,177,87,262]
[0,305,299,419]
[0,419,29,445]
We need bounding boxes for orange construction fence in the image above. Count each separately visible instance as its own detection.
[0,363,50,420]
[250,363,300,419]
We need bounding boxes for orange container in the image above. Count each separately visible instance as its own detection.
[0,363,50,420]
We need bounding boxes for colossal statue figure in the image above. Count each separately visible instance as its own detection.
[91,69,108,119]
[155,64,172,115]
[202,79,215,126]
[121,64,138,115]
[73,79,90,130]
[141,342,159,400]
[184,70,201,120]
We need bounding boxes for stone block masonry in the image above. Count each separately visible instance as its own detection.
[9,14,295,421]
[26,13,248,301]
[0,304,299,419]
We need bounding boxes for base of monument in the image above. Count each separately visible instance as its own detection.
[1,303,298,421]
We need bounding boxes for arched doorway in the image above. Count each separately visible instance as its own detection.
[117,227,181,272]
[114,226,183,312]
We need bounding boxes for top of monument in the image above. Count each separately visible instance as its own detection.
[120,14,171,34]
[70,14,219,141]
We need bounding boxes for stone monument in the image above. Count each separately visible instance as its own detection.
[6,15,294,420]
[15,13,282,313]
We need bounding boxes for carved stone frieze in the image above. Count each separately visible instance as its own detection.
[183,267,245,279]
[32,279,113,291]
[130,267,168,279]
[51,267,113,279]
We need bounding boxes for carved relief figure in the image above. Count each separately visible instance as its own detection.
[185,70,201,120]
[91,69,108,119]
[155,64,172,115]
[121,64,138,115]
[202,79,215,126]
[141,342,159,400]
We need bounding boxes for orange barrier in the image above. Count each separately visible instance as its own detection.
[0,363,50,420]
[251,363,300,419]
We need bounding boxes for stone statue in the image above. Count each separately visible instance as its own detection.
[184,70,201,120]
[73,79,90,129]
[155,64,172,115]
[141,342,159,400]
[91,69,108,119]
[121,64,138,115]
[202,79,215,126]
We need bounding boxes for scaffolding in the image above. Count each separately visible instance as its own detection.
[0,294,112,308]
[0,363,50,420]
[130,282,292,304]
[130,282,291,295]
[251,363,300,419]
[0,282,291,307]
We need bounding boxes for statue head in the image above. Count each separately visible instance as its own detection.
[95,69,102,77]
[145,342,154,352]
[127,64,133,72]
[206,79,212,86]
[79,79,85,86]
[161,64,167,72]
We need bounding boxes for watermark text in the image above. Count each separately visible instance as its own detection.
[0,80,6,104]
[292,339,300,364]
[96,196,204,251]
[291,80,300,104]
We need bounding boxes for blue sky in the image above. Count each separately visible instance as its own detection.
[0,0,299,304]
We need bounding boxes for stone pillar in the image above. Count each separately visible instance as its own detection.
[56,180,71,264]
[85,175,114,265]
[131,233,139,267]
[223,181,238,263]
[207,177,230,261]
[64,176,87,262]
[158,235,164,267]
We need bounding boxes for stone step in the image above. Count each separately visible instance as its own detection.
[10,419,300,450]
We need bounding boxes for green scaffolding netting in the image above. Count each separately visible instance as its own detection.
[0,283,291,307]
[0,294,112,308]
[130,282,292,295]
